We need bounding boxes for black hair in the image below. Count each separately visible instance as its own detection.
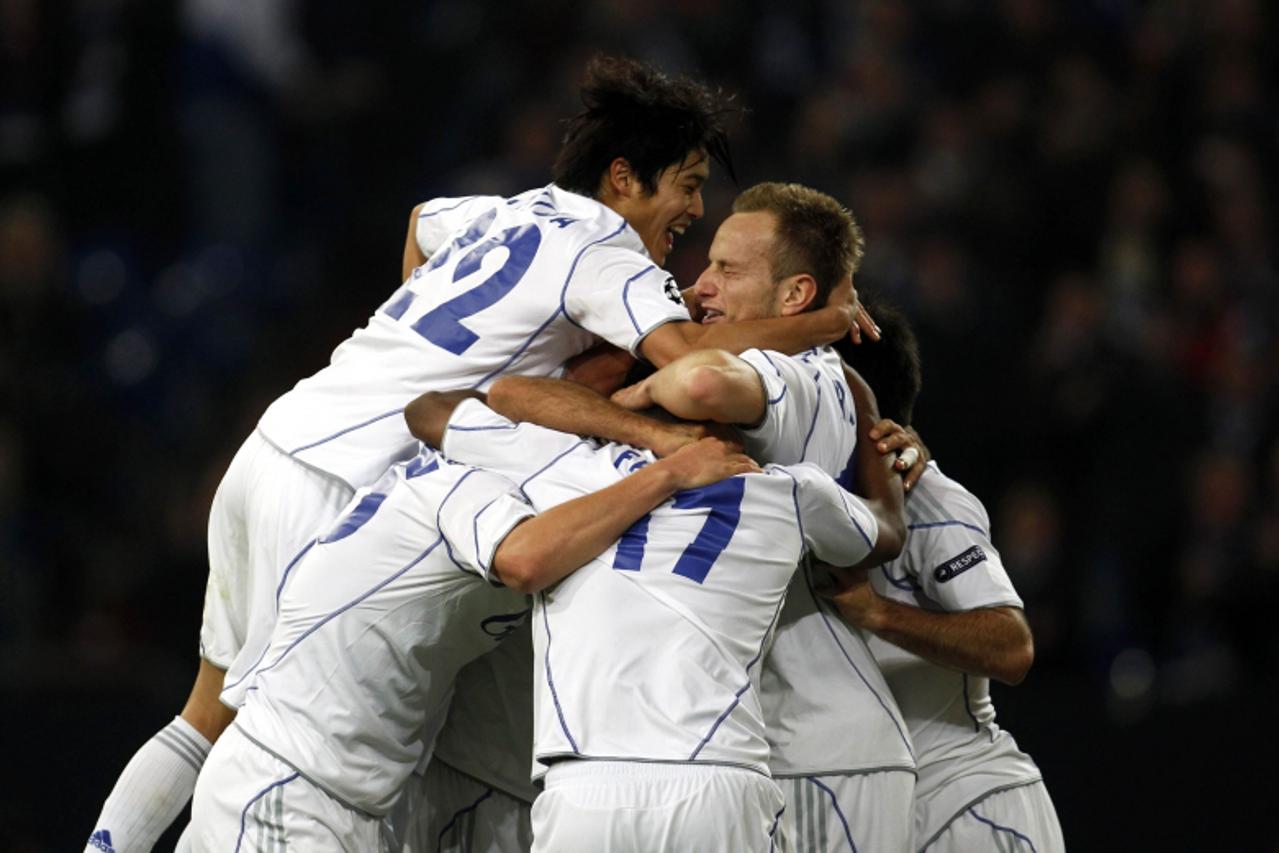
[553,55,736,197]
[836,295,923,425]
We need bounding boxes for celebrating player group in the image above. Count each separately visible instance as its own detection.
[85,55,1066,853]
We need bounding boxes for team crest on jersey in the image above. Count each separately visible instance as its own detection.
[663,276,684,306]
[933,545,986,583]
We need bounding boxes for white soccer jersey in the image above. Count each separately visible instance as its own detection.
[866,461,1044,845]
[443,400,881,778]
[735,350,917,776]
[229,448,535,816]
[256,185,690,489]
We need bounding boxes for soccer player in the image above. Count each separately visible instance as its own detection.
[823,301,1066,853]
[610,183,922,851]
[85,58,863,852]
[187,431,756,849]
[412,377,905,851]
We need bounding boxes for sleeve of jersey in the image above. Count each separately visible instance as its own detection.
[443,398,585,483]
[737,349,821,461]
[563,247,690,355]
[788,464,880,568]
[909,492,1024,612]
[435,469,535,582]
[414,195,502,258]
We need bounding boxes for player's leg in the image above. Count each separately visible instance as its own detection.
[779,770,915,853]
[531,761,786,852]
[83,673,223,853]
[391,759,533,853]
[190,725,383,851]
[922,782,1064,853]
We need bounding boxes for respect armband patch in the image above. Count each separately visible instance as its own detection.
[933,545,986,583]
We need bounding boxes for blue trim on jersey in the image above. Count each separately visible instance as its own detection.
[557,220,633,335]
[433,468,496,578]
[519,439,592,490]
[768,804,786,852]
[469,495,520,575]
[620,264,659,334]
[807,776,858,852]
[804,567,916,759]
[797,377,824,462]
[418,196,480,218]
[287,408,404,456]
[236,771,300,853]
[757,351,788,405]
[245,537,448,685]
[539,591,581,753]
[879,563,922,592]
[448,423,519,433]
[967,807,1039,852]
[274,538,317,610]
[689,593,786,760]
[909,519,988,537]
[435,786,495,849]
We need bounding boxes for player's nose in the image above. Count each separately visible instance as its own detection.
[689,190,705,220]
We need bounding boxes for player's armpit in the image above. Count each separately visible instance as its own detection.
[404,389,487,448]
[401,202,428,281]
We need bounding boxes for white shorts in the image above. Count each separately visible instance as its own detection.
[189,725,386,852]
[202,430,353,697]
[920,781,1064,853]
[778,769,915,852]
[388,759,533,853]
[531,761,787,853]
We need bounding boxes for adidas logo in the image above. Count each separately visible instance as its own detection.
[88,829,116,852]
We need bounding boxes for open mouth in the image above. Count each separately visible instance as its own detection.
[701,307,725,324]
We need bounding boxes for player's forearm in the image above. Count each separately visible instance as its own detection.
[487,376,673,451]
[405,390,486,448]
[642,307,850,367]
[855,602,1035,685]
[492,462,683,594]
[845,366,906,563]
[641,350,764,425]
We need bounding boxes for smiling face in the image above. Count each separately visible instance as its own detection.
[608,150,709,266]
[692,211,788,324]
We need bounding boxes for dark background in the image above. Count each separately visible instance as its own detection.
[3,1,1277,850]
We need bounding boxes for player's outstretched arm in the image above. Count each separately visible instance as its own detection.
[487,375,721,458]
[611,349,766,426]
[820,572,1035,686]
[404,389,487,448]
[843,364,907,565]
[401,202,428,281]
[491,438,760,593]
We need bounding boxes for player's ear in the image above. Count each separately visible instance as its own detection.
[602,157,639,200]
[777,273,818,316]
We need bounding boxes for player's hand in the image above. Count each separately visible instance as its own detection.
[829,276,882,345]
[611,377,655,411]
[646,421,742,458]
[815,562,882,630]
[868,420,930,492]
[659,437,760,490]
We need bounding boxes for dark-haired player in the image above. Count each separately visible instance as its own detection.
[828,300,1065,853]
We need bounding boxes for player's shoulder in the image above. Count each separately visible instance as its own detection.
[907,461,992,536]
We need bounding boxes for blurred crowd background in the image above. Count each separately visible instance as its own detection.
[3,0,1276,849]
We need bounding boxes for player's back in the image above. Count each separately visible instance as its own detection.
[867,462,1041,835]
[257,185,685,490]
[441,400,879,776]
[230,448,533,816]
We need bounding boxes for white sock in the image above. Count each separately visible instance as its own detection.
[85,716,212,853]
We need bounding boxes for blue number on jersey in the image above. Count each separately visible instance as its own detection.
[412,222,542,355]
[611,477,745,584]
[319,492,388,544]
